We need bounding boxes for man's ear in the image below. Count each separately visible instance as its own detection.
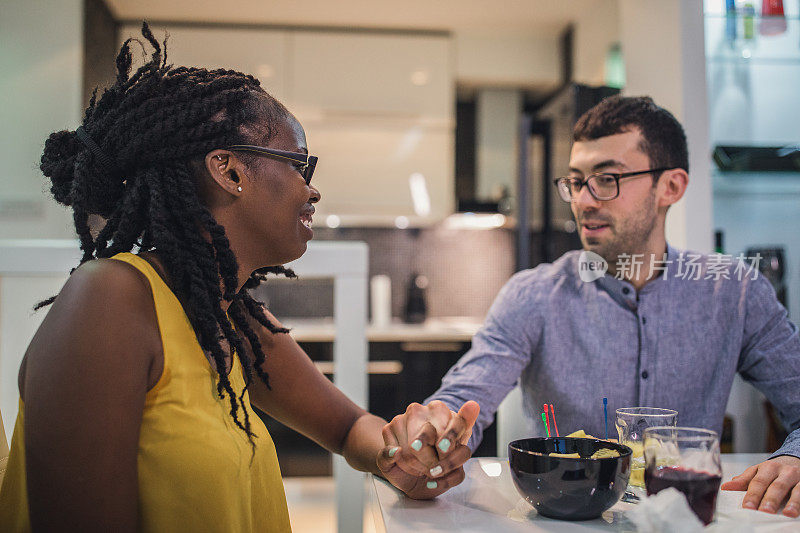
[204,150,243,196]
[657,168,688,208]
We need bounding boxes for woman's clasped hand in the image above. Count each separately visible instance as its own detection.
[376,400,481,499]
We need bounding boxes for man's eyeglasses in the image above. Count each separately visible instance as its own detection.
[553,167,672,202]
[227,145,318,185]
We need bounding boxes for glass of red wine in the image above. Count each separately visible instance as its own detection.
[643,427,722,525]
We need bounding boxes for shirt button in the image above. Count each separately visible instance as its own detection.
[641,371,649,379]
[642,316,647,324]
[622,287,631,295]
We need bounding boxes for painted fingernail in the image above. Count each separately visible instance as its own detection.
[762,502,775,513]
[438,438,451,453]
[426,481,438,489]
[411,439,423,451]
[388,446,400,458]
[743,500,756,509]
[430,465,443,477]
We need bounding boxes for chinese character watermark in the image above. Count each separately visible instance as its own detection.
[577,251,764,282]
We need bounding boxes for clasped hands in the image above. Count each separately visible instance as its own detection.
[376,400,480,500]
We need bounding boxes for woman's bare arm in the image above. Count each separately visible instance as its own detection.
[243,309,383,472]
[22,260,161,532]
[244,308,479,498]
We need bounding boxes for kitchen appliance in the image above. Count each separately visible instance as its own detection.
[713,145,800,171]
[745,246,788,307]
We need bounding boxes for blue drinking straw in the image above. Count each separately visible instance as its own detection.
[603,397,608,439]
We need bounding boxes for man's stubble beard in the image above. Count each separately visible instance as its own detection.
[579,191,658,268]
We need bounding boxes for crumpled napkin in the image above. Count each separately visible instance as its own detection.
[628,488,797,533]
[627,488,706,533]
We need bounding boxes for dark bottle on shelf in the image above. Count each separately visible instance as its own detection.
[403,273,428,324]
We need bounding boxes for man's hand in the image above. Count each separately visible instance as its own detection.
[721,455,800,517]
[376,400,480,499]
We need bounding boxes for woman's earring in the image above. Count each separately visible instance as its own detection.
[237,186,243,192]
[216,155,223,161]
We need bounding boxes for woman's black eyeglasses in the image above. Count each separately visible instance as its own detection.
[227,145,318,185]
[553,167,673,202]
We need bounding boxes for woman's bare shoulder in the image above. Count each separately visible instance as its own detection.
[20,257,162,398]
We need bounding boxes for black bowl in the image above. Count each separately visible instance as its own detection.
[508,437,632,521]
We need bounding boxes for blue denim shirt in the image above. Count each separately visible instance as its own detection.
[428,245,800,459]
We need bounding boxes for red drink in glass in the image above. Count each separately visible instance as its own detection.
[644,465,722,525]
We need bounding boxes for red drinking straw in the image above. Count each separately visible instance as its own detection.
[549,404,559,437]
[543,404,552,437]
[541,412,550,437]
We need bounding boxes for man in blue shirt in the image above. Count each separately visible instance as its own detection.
[381,96,800,516]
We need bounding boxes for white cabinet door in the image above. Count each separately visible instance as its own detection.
[304,116,454,224]
[117,25,455,225]
[289,32,454,224]
[288,31,452,120]
[119,25,289,102]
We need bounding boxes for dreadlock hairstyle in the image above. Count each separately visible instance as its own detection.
[38,22,298,447]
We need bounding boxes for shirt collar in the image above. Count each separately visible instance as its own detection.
[592,243,678,310]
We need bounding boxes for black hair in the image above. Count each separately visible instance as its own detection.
[38,22,296,448]
[573,95,689,179]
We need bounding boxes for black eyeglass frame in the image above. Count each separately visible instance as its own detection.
[227,144,318,185]
[553,167,673,202]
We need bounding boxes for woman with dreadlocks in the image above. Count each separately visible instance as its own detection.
[0,22,479,533]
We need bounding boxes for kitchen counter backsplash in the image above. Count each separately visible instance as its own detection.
[252,226,578,320]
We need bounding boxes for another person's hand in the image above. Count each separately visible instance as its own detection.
[721,455,800,517]
[376,400,480,499]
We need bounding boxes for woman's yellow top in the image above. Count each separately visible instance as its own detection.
[0,253,292,532]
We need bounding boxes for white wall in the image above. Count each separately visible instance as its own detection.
[454,31,561,88]
[572,0,714,253]
[572,0,620,85]
[0,0,82,240]
[619,0,713,253]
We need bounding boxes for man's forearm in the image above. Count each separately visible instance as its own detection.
[341,413,387,476]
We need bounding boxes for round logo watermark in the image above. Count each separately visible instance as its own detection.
[578,250,608,282]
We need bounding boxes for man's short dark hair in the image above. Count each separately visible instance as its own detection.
[573,95,689,175]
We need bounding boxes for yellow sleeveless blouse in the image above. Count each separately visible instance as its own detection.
[0,253,292,532]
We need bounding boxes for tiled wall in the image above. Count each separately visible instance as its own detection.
[254,227,580,320]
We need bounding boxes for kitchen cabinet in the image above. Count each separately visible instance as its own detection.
[288,32,451,119]
[118,24,455,226]
[258,340,498,476]
[119,25,290,102]
[288,31,454,225]
[297,116,453,222]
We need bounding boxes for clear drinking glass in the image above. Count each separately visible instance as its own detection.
[643,427,722,525]
[615,407,678,487]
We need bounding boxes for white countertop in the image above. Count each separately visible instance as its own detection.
[369,454,799,532]
[282,317,483,343]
